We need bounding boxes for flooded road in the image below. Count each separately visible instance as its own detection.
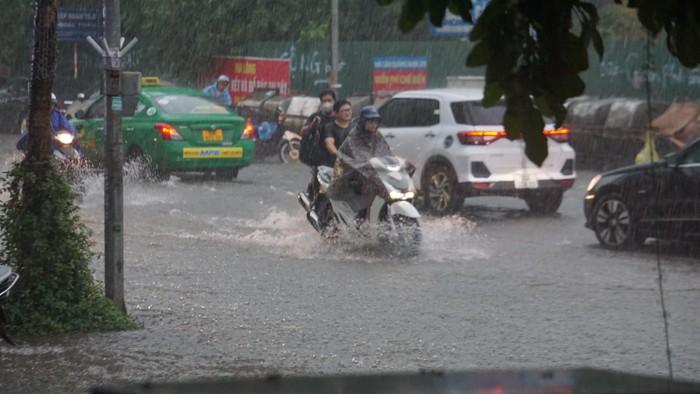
[0,134,698,392]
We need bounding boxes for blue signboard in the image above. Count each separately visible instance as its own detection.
[372,56,428,71]
[430,0,489,37]
[58,6,101,42]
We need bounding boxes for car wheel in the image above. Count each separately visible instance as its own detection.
[215,168,239,181]
[592,193,645,250]
[423,162,461,215]
[125,146,165,181]
[523,189,564,215]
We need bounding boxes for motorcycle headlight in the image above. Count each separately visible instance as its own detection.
[586,174,602,193]
[389,190,415,201]
[55,131,74,145]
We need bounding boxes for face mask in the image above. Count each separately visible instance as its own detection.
[320,101,334,114]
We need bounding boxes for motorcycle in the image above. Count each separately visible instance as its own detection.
[0,264,20,345]
[16,127,87,195]
[298,155,422,255]
[51,129,82,163]
[253,120,284,158]
[279,130,302,163]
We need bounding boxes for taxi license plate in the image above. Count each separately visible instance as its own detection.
[202,129,224,142]
[183,147,243,159]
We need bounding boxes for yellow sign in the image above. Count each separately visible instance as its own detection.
[202,129,224,142]
[183,147,243,159]
[140,76,161,86]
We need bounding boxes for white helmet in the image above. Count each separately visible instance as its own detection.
[51,93,57,103]
[217,74,230,83]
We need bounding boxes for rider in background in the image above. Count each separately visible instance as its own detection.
[202,75,232,106]
[16,93,80,153]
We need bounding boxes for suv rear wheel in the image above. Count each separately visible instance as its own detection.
[423,162,461,215]
[523,189,563,215]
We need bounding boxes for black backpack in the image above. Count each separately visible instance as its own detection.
[299,121,326,166]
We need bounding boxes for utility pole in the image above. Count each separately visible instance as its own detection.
[86,0,137,313]
[330,0,340,89]
[103,0,124,313]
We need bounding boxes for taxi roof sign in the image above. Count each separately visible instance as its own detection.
[140,76,160,86]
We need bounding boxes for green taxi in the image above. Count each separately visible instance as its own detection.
[72,78,254,179]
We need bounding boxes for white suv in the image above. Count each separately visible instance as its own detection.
[378,88,576,215]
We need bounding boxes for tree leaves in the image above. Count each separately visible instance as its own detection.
[622,1,700,66]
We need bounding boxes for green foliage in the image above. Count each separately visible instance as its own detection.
[380,0,700,166]
[298,21,330,48]
[0,160,134,336]
[621,0,700,67]
[121,0,425,82]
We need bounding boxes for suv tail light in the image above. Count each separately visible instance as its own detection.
[457,130,507,145]
[544,127,570,143]
[242,118,255,140]
[154,123,183,140]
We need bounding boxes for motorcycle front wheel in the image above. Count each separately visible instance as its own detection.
[379,215,421,257]
[279,140,301,163]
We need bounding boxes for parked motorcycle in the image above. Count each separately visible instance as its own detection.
[298,155,422,255]
[0,264,20,345]
[279,130,301,163]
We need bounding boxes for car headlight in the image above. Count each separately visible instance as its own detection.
[389,190,415,201]
[55,131,74,145]
[586,174,602,193]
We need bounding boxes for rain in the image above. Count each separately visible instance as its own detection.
[0,1,699,392]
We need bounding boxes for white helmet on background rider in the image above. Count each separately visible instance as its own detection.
[51,92,58,104]
[217,74,230,84]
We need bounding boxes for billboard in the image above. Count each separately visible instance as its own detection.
[57,6,101,42]
[372,56,428,99]
[209,56,291,104]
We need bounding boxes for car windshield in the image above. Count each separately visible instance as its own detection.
[150,94,231,115]
[451,101,506,125]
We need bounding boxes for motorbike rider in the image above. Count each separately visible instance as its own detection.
[321,99,353,167]
[16,93,81,155]
[202,74,232,106]
[301,89,337,204]
[331,105,393,221]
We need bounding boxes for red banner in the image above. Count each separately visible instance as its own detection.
[209,56,291,104]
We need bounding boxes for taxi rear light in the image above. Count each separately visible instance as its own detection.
[154,123,183,140]
[458,130,507,145]
[544,127,570,143]
[242,118,255,140]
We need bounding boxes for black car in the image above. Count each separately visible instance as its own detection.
[584,139,700,249]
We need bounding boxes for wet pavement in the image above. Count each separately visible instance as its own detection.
[0,134,698,392]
